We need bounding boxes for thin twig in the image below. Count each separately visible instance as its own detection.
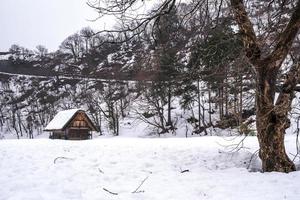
[53,156,74,164]
[98,168,104,174]
[247,149,259,170]
[179,167,190,173]
[132,176,149,194]
[218,135,249,153]
[181,169,190,173]
[103,188,118,195]
[293,116,300,162]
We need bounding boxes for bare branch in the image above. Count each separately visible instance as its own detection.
[275,61,300,113]
[103,188,118,195]
[53,156,74,164]
[230,0,261,65]
[132,176,149,193]
[266,0,300,69]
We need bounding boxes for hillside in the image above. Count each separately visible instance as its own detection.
[1,1,299,141]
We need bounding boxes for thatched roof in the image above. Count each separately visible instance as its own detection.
[44,109,98,131]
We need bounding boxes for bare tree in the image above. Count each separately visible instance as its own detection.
[35,45,48,58]
[60,33,84,62]
[89,0,300,172]
[230,0,300,172]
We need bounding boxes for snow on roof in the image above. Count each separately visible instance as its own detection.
[44,109,81,131]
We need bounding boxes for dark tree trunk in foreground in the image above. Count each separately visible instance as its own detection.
[255,63,297,172]
[231,0,300,172]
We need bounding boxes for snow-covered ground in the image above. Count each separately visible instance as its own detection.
[0,136,299,200]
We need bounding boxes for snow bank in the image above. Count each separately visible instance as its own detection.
[0,136,299,200]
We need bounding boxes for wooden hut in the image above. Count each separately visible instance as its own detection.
[44,109,98,140]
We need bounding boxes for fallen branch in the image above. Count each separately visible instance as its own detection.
[179,167,190,173]
[132,176,149,194]
[103,188,118,195]
[53,156,74,164]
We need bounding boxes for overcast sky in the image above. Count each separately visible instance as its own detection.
[0,0,114,52]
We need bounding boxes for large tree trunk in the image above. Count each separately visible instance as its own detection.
[238,67,243,126]
[197,80,202,129]
[255,65,295,172]
[230,0,300,172]
[225,70,229,116]
[208,87,212,125]
[256,110,295,172]
[166,84,172,127]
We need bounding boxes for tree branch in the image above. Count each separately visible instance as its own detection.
[266,0,300,69]
[103,188,118,195]
[53,156,74,164]
[275,61,300,114]
[230,0,261,65]
[132,176,149,193]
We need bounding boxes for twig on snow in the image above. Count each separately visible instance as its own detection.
[179,167,190,173]
[181,169,190,173]
[98,168,104,174]
[103,188,118,195]
[132,176,149,194]
[53,156,74,164]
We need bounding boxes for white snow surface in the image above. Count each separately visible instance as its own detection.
[0,136,300,200]
[44,109,80,130]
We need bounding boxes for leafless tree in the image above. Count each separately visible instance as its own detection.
[88,0,300,172]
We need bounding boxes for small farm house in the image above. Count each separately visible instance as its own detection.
[44,109,98,140]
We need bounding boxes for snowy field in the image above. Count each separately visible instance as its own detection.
[0,136,300,200]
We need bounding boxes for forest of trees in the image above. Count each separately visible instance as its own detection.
[0,0,300,172]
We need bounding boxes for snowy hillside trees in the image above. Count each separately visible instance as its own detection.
[86,0,300,173]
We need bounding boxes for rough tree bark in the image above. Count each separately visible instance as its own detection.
[230,0,300,172]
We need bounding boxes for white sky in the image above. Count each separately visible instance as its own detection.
[0,0,115,52]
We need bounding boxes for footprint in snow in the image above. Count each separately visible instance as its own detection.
[144,162,154,168]
[110,161,117,165]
